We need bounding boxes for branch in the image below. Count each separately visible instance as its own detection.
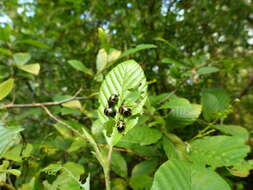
[0,88,86,109]
[237,74,253,99]
[41,105,84,138]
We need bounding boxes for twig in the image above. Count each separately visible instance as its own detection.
[0,97,87,109]
[237,74,253,99]
[0,87,85,109]
[41,105,84,138]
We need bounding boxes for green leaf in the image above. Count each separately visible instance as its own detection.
[189,135,250,169]
[3,143,33,162]
[0,47,12,56]
[120,126,162,146]
[228,160,253,177]
[111,151,128,178]
[47,162,85,190]
[120,44,157,58]
[42,164,63,175]
[163,137,180,159]
[98,27,110,51]
[13,53,31,65]
[201,88,231,121]
[130,175,153,190]
[96,48,108,73]
[197,66,219,75]
[159,95,190,110]
[98,60,147,145]
[15,39,49,49]
[213,125,249,140]
[161,58,185,67]
[18,63,40,75]
[68,60,92,75]
[0,124,23,157]
[131,160,158,177]
[67,137,87,152]
[7,169,21,177]
[0,78,14,101]
[151,159,231,190]
[0,25,11,42]
[107,49,121,63]
[112,178,128,190]
[165,96,202,128]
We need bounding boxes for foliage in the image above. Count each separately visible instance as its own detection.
[0,0,253,189]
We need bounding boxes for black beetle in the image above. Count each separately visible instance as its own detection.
[117,120,125,132]
[108,94,118,107]
[119,105,132,117]
[104,107,116,117]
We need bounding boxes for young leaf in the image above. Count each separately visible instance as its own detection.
[0,78,14,101]
[189,135,250,169]
[18,63,40,75]
[13,53,31,65]
[96,48,108,73]
[107,49,121,63]
[62,100,82,110]
[68,60,92,75]
[98,60,147,145]
[151,159,231,190]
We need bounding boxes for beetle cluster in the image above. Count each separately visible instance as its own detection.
[104,94,132,133]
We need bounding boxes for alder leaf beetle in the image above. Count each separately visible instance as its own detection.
[119,105,132,117]
[104,107,116,117]
[108,94,118,107]
[117,120,125,132]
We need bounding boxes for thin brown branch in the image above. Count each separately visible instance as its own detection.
[237,74,253,99]
[0,97,86,109]
[41,105,84,138]
[0,87,86,109]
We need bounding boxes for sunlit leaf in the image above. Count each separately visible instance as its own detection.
[96,48,108,73]
[68,60,92,75]
[18,63,40,75]
[0,78,14,101]
[98,60,147,145]
[62,100,82,110]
